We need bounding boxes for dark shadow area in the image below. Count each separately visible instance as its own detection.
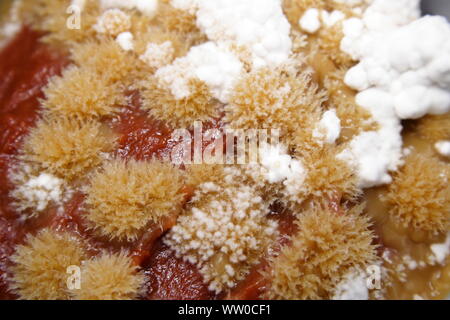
[421,0,450,19]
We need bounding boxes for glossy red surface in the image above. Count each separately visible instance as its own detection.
[112,91,177,162]
[0,27,69,300]
[144,241,215,300]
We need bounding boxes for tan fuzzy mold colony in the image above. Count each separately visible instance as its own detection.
[130,2,204,58]
[282,0,356,29]
[267,204,378,300]
[415,114,450,143]
[73,252,145,300]
[131,3,204,56]
[9,229,86,300]
[138,40,176,69]
[313,24,353,68]
[132,28,193,66]
[225,60,325,143]
[296,145,360,203]
[21,117,116,181]
[42,66,125,118]
[155,1,205,41]
[287,12,353,69]
[323,69,377,142]
[141,77,219,128]
[282,0,327,27]
[185,164,228,189]
[95,9,131,36]
[70,39,151,87]
[18,0,100,47]
[381,153,450,235]
[283,0,358,78]
[85,159,185,241]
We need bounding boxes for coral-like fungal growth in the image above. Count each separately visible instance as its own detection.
[9,229,86,300]
[72,251,144,300]
[42,66,125,118]
[85,159,185,241]
[268,204,377,300]
[141,77,219,129]
[381,153,450,235]
[165,166,278,293]
[22,117,116,181]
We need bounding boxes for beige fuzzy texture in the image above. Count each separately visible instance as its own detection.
[155,1,206,41]
[131,1,205,57]
[381,153,450,235]
[42,66,125,118]
[95,9,131,36]
[186,164,228,188]
[141,77,220,129]
[295,145,361,204]
[10,229,86,300]
[22,117,117,181]
[415,114,450,143]
[282,0,327,30]
[18,0,100,47]
[323,69,378,142]
[85,159,185,241]
[133,27,192,61]
[225,59,325,145]
[73,251,145,300]
[315,23,353,68]
[268,204,377,300]
[282,0,356,31]
[285,1,355,67]
[70,39,151,87]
